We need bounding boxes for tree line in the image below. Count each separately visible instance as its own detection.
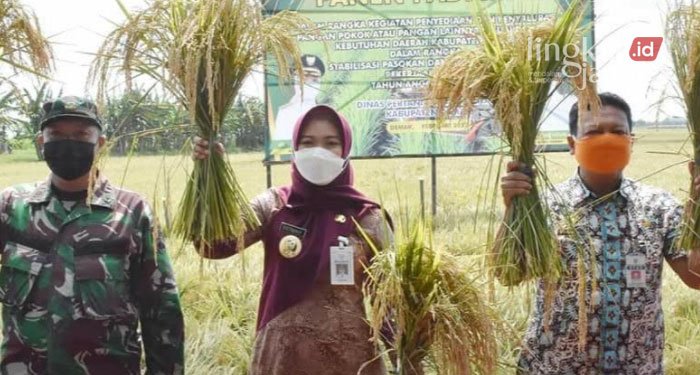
[0,84,267,159]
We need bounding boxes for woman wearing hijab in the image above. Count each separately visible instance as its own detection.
[192,105,392,374]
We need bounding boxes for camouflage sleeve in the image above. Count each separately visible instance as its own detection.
[134,204,185,374]
[0,188,10,249]
[196,188,282,259]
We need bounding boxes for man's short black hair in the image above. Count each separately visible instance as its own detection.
[568,92,633,135]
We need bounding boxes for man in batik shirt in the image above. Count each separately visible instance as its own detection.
[0,96,184,374]
[501,92,700,374]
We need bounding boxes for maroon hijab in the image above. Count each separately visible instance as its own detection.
[256,105,379,332]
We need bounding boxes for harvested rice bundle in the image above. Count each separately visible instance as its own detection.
[0,0,51,76]
[667,1,700,253]
[92,0,315,248]
[359,215,498,375]
[427,0,599,286]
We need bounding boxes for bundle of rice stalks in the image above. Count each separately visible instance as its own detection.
[667,2,700,252]
[427,0,599,286]
[0,0,51,76]
[359,215,498,375]
[92,0,315,248]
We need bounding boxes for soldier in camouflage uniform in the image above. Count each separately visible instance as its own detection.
[0,96,184,374]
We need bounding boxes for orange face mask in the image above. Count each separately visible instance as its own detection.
[574,133,632,174]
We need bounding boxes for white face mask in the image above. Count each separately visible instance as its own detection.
[293,81,321,104]
[294,147,347,186]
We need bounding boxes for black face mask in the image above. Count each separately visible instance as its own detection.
[43,140,96,181]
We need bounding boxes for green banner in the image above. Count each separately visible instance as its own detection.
[264,0,595,161]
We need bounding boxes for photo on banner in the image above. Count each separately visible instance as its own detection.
[264,0,595,161]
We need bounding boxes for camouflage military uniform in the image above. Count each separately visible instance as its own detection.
[0,177,184,374]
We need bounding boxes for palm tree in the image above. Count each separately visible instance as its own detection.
[0,0,51,155]
[15,82,57,159]
[0,88,18,154]
[104,89,189,155]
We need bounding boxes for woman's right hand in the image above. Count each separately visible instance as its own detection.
[192,136,225,160]
[501,161,533,207]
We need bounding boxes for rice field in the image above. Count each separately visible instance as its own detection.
[0,128,698,374]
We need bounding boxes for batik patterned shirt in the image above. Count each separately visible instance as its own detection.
[518,172,685,374]
[0,177,184,374]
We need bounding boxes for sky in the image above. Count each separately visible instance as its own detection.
[17,0,265,97]
[17,0,683,122]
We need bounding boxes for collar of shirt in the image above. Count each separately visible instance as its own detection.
[26,174,116,210]
[566,168,637,207]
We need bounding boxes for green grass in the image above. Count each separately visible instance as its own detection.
[0,129,697,374]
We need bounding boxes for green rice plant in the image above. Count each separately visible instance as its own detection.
[431,131,467,155]
[345,105,386,157]
[427,0,599,286]
[320,63,391,157]
[3,129,700,373]
[317,64,351,105]
[0,0,51,77]
[358,211,498,375]
[91,0,315,248]
[398,133,429,155]
[667,1,700,253]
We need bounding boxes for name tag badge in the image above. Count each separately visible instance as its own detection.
[625,254,647,288]
[280,222,307,238]
[330,245,355,285]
